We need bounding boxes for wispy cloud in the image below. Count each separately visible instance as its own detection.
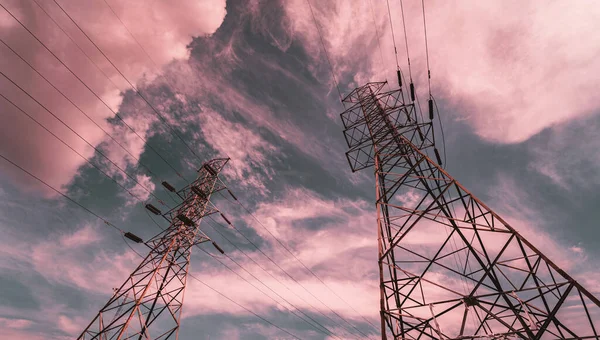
[283,0,600,143]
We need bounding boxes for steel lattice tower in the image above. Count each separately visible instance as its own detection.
[78,158,229,340]
[340,82,600,339]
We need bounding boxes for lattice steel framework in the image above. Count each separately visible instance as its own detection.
[340,82,600,339]
[78,158,229,340]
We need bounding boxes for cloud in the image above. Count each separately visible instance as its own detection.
[0,0,226,194]
[3,181,597,338]
[488,174,596,273]
[197,109,278,195]
[0,187,380,337]
[124,173,155,204]
[528,117,600,191]
[283,0,600,144]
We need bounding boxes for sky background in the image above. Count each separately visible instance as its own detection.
[1,0,600,339]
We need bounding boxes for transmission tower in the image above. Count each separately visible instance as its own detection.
[340,82,600,339]
[78,158,229,340]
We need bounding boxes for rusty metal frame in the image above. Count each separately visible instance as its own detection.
[78,158,229,340]
[340,82,600,339]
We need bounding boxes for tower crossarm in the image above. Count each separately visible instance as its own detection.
[340,83,600,340]
[77,158,229,340]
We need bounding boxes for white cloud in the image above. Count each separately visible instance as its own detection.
[197,110,278,194]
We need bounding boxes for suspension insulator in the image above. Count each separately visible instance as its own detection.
[227,189,238,201]
[162,181,176,192]
[434,148,443,166]
[203,164,217,176]
[191,186,205,198]
[410,83,415,102]
[177,214,195,226]
[145,204,161,215]
[124,232,143,244]
[212,241,225,254]
[428,99,434,120]
[397,70,402,87]
[220,213,232,225]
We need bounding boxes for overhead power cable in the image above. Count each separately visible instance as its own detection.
[306,0,344,106]
[29,0,189,183]
[0,92,145,203]
[421,0,432,97]
[397,0,414,82]
[0,70,168,207]
[204,215,356,340]
[146,206,350,339]
[385,0,401,71]
[145,210,311,339]
[368,0,387,83]
[99,0,184,93]
[199,245,319,339]
[29,0,122,92]
[186,269,302,340]
[51,0,203,163]
[0,154,296,339]
[0,39,169,188]
[418,0,448,168]
[0,152,123,234]
[218,185,379,335]
[207,211,367,339]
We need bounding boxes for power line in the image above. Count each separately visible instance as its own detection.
[0,92,144,203]
[145,210,311,339]
[146,206,349,339]
[0,39,167,188]
[30,0,189,183]
[306,0,344,106]
[0,152,123,234]
[218,185,379,336]
[421,0,432,97]
[29,0,123,92]
[0,152,297,339]
[52,0,203,163]
[100,0,240,168]
[203,215,354,340]
[418,0,448,169]
[203,218,345,339]
[208,209,366,339]
[368,0,388,81]
[385,0,401,71]
[0,70,168,207]
[100,0,162,77]
[397,0,414,81]
[186,268,302,340]
[198,245,317,339]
